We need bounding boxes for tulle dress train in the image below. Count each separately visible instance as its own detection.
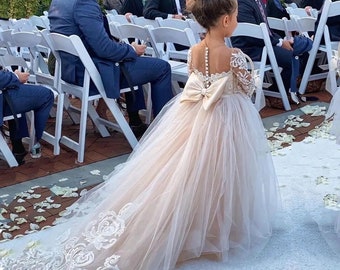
[0,50,279,269]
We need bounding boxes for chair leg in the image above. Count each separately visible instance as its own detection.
[0,133,19,167]
[105,98,138,149]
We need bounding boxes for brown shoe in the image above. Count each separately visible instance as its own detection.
[265,97,284,110]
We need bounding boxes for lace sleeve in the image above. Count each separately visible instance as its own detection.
[187,48,193,75]
[230,49,255,97]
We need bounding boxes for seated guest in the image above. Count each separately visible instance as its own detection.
[300,0,324,10]
[48,0,174,137]
[143,0,188,20]
[0,69,54,165]
[266,0,294,38]
[102,0,125,13]
[232,0,309,104]
[267,0,293,20]
[121,0,144,18]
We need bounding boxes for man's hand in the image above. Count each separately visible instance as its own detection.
[282,39,294,51]
[131,42,147,56]
[172,14,186,20]
[14,70,30,83]
[125,12,133,23]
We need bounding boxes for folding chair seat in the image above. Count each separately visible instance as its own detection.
[48,32,138,163]
[228,22,291,111]
[299,0,340,95]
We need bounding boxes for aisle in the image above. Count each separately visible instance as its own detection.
[177,123,340,270]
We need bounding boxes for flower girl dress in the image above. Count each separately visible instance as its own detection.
[0,48,279,269]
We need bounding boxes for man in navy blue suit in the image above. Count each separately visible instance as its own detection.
[143,0,187,19]
[231,0,294,95]
[0,70,54,165]
[48,0,174,136]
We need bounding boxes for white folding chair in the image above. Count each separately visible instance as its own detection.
[49,33,138,163]
[228,22,291,111]
[0,114,22,167]
[147,26,197,94]
[299,0,340,95]
[109,22,153,124]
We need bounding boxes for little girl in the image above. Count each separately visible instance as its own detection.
[0,0,279,269]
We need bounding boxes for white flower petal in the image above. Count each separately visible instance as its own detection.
[8,225,20,232]
[14,206,27,213]
[2,232,12,239]
[29,223,40,230]
[34,216,47,223]
[90,169,101,175]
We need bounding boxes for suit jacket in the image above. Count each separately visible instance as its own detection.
[121,0,144,17]
[231,0,281,60]
[143,0,187,19]
[0,71,21,126]
[48,0,138,99]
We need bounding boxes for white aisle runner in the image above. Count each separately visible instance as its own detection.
[178,123,340,269]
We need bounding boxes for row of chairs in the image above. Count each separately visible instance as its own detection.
[0,25,141,166]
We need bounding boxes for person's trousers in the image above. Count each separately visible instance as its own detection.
[272,46,293,92]
[121,56,174,116]
[4,84,54,140]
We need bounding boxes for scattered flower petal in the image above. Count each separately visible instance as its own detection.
[29,223,40,231]
[34,216,47,223]
[2,232,12,239]
[8,226,20,232]
[16,218,28,225]
[14,206,26,213]
[90,169,101,176]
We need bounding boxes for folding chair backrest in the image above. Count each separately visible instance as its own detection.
[49,33,105,97]
[147,26,197,60]
[290,15,316,37]
[114,22,155,56]
[155,17,190,30]
[129,15,159,28]
[106,14,130,24]
[29,15,50,30]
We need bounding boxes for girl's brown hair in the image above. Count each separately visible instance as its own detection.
[186,0,237,30]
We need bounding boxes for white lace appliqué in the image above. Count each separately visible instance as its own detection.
[0,203,135,270]
[230,50,256,97]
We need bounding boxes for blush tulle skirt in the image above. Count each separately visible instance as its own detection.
[0,93,279,269]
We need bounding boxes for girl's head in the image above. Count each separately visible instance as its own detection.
[186,0,238,32]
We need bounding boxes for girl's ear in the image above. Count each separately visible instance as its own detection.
[222,15,230,28]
